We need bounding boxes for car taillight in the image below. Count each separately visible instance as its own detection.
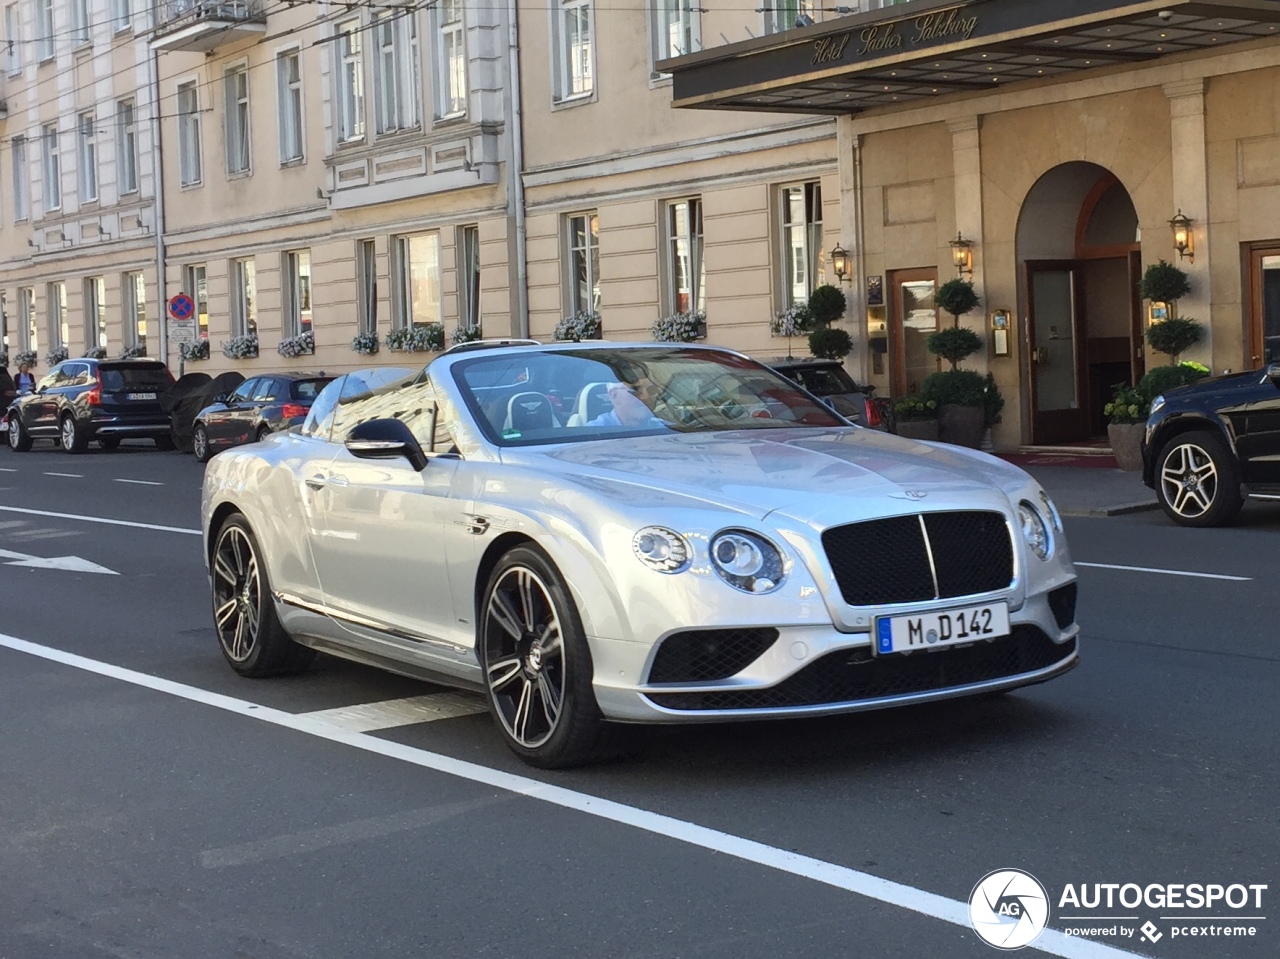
[280,403,308,419]
[864,397,882,428]
[86,386,102,406]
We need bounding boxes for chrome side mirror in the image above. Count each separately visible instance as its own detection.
[346,418,428,472]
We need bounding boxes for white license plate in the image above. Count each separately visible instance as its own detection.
[126,392,157,401]
[876,602,1010,655]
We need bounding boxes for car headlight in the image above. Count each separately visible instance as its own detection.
[1017,501,1053,561]
[1149,395,1166,416]
[709,530,786,593]
[632,527,691,573]
[1038,490,1063,533]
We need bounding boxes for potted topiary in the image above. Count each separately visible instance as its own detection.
[808,326,853,361]
[1103,385,1149,471]
[892,396,939,442]
[806,285,847,329]
[921,369,987,448]
[1138,361,1210,404]
[1140,260,1203,366]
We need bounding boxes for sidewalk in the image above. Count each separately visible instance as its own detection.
[999,451,1159,518]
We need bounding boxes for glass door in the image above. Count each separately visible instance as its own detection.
[1026,261,1089,444]
[888,268,939,397]
[1248,247,1280,368]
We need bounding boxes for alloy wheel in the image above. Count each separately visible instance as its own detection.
[61,418,76,451]
[212,525,261,663]
[482,567,566,749]
[1160,442,1218,519]
[8,418,17,448]
[193,428,208,461]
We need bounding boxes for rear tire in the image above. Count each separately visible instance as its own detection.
[193,425,212,463]
[256,425,271,442]
[8,416,31,452]
[154,434,176,451]
[60,415,88,454]
[1155,430,1243,528]
[211,514,314,677]
[98,437,120,450]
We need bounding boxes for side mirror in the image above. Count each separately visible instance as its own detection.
[1267,363,1280,384]
[346,418,428,472]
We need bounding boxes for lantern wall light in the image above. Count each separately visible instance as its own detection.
[949,233,974,276]
[831,243,851,283]
[1170,210,1194,263]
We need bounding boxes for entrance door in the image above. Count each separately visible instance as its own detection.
[888,268,939,396]
[1026,261,1089,444]
[1247,247,1280,368]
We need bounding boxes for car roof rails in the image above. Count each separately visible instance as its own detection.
[442,338,542,356]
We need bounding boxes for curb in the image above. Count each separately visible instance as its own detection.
[1061,501,1160,518]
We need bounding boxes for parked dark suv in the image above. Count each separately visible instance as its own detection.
[192,372,334,463]
[5,359,176,453]
[766,357,886,431]
[1142,363,1280,526]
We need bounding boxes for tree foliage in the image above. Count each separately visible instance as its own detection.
[927,327,983,369]
[808,327,853,360]
[936,279,980,325]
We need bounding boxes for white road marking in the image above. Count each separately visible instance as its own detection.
[299,693,487,732]
[1076,562,1251,582]
[43,472,83,479]
[0,632,1143,959]
[0,505,200,536]
[0,467,16,472]
[114,478,165,487]
[0,548,117,575]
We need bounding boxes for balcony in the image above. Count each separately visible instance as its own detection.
[149,0,266,53]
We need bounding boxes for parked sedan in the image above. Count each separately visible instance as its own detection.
[767,357,887,430]
[202,344,1079,768]
[192,372,334,463]
[6,359,175,453]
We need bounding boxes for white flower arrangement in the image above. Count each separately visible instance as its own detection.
[385,323,444,353]
[14,350,38,368]
[351,331,380,355]
[553,310,602,342]
[180,339,210,361]
[82,346,109,360]
[221,334,259,360]
[45,346,70,365]
[771,304,813,338]
[651,311,706,343]
[118,344,148,360]
[277,330,315,358]
[452,324,483,346]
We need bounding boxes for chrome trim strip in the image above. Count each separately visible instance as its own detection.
[917,513,941,600]
[273,590,469,653]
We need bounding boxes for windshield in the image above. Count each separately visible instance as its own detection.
[451,347,846,447]
[99,365,175,391]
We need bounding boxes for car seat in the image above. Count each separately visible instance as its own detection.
[565,382,613,427]
[503,392,557,432]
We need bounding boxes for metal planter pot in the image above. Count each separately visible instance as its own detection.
[938,404,985,449]
[1108,422,1145,471]
[895,418,940,442]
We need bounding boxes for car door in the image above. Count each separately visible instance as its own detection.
[249,377,282,437]
[307,372,465,644]
[207,377,258,445]
[31,364,74,433]
[1241,370,1280,485]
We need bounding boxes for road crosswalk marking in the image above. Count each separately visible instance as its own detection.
[297,692,487,732]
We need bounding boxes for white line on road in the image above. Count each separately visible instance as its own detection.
[0,505,200,536]
[43,472,83,479]
[0,632,1144,959]
[299,693,487,732]
[114,478,165,487]
[0,467,16,472]
[1076,562,1251,582]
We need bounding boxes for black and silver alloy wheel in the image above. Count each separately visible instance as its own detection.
[60,415,86,453]
[193,425,210,463]
[8,416,29,452]
[1160,443,1217,518]
[1155,430,1242,528]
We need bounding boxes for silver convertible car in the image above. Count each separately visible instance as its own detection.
[201,343,1079,767]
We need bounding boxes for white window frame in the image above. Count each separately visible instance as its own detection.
[433,0,467,119]
[49,281,67,348]
[78,112,98,202]
[225,64,251,175]
[5,3,20,75]
[124,272,146,351]
[552,0,595,103]
[36,0,52,60]
[177,81,202,186]
[21,287,36,352]
[459,224,480,332]
[276,48,304,163]
[651,0,699,75]
[373,9,422,135]
[72,0,89,44]
[184,263,208,339]
[335,18,365,143]
[393,233,441,330]
[85,276,106,349]
[357,238,378,335]
[765,0,817,35]
[283,250,312,337]
[117,99,138,194]
[42,124,60,212]
[779,181,825,307]
[0,292,7,356]
[565,212,600,314]
[12,134,28,222]
[231,258,257,337]
[664,198,704,316]
[112,0,131,32]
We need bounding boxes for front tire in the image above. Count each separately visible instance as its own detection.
[60,415,88,453]
[99,437,120,450]
[193,425,212,463]
[8,416,32,452]
[211,514,315,677]
[1155,430,1243,527]
[154,434,176,451]
[479,546,612,769]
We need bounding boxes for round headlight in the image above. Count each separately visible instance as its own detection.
[1038,490,1063,533]
[632,527,691,573]
[1018,501,1052,561]
[709,530,786,594]
[1150,395,1166,416]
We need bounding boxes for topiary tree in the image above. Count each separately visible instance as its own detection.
[808,327,853,361]
[1139,260,1192,317]
[806,285,847,329]
[1146,316,1203,366]
[927,327,983,370]
[935,278,980,328]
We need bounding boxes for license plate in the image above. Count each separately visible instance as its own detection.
[876,602,1010,655]
[126,392,157,401]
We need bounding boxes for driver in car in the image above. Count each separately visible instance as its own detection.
[587,379,666,429]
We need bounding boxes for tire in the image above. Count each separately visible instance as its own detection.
[98,437,121,450]
[211,514,315,677]
[479,545,614,769]
[154,434,176,451]
[193,425,212,464]
[256,425,271,442]
[60,415,88,454]
[8,416,31,452]
[1154,430,1243,528]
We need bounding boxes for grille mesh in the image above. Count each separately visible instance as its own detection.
[648,628,780,684]
[822,511,1014,606]
[1048,583,1078,630]
[647,627,1075,711]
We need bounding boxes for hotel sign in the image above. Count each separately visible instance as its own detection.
[813,7,980,64]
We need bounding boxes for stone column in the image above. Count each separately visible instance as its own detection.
[1163,79,1212,366]
[947,115,989,373]
[837,116,868,383]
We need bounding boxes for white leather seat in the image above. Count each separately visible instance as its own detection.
[566,382,614,427]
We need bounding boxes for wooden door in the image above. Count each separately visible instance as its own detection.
[887,267,940,397]
[1247,245,1280,369]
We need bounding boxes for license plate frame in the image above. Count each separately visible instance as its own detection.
[126,392,158,401]
[875,601,1010,656]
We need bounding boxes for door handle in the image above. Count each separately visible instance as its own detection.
[305,475,327,491]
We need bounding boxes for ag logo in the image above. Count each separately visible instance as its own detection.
[969,869,1050,950]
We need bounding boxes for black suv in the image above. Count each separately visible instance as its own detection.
[5,359,176,453]
[766,357,886,431]
[1142,364,1280,526]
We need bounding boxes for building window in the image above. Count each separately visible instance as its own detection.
[42,124,60,211]
[49,281,68,348]
[5,3,20,74]
[652,0,698,70]
[665,198,704,315]
[85,276,106,349]
[565,212,600,314]
[177,81,202,186]
[21,287,36,353]
[373,9,421,134]
[336,19,365,143]
[72,0,89,44]
[231,258,257,337]
[35,0,52,60]
[284,250,312,336]
[124,272,146,352]
[780,181,825,306]
[78,112,98,202]
[185,263,208,338]
[459,225,480,332]
[393,233,441,329]
[277,49,304,162]
[435,0,466,118]
[357,239,378,334]
[225,65,251,175]
[117,99,138,193]
[12,134,27,221]
[765,0,816,35]
[112,0,130,31]
[553,0,594,102]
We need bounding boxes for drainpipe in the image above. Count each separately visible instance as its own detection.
[505,0,529,338]
[852,134,868,385]
[149,48,169,369]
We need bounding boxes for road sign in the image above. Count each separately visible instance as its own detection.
[168,293,195,320]
[168,318,198,347]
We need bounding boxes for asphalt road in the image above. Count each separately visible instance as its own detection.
[0,440,1275,959]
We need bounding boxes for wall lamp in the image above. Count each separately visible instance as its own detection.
[831,243,851,283]
[949,232,974,276]
[1170,209,1194,263]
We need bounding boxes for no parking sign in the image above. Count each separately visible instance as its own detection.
[168,293,195,320]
